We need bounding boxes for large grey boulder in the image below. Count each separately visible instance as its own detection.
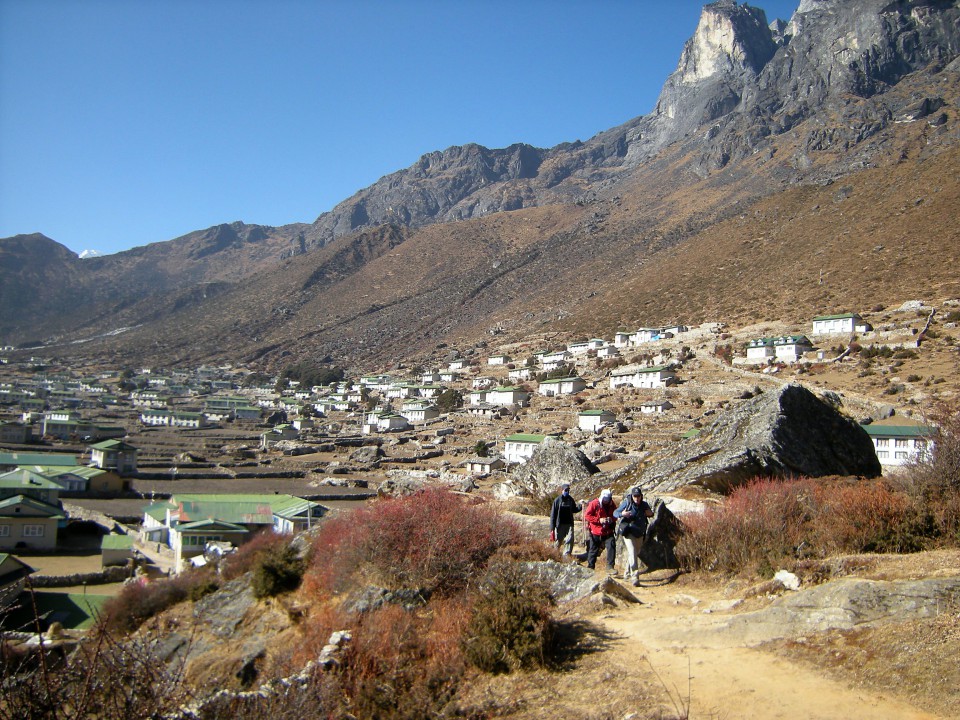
[493,436,599,500]
[641,383,881,494]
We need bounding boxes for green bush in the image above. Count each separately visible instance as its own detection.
[462,560,554,673]
[251,543,305,599]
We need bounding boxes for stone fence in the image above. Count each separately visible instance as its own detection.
[31,565,134,588]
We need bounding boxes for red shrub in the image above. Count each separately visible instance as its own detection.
[219,529,292,581]
[304,488,529,597]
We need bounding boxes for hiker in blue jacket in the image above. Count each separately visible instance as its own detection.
[614,486,654,585]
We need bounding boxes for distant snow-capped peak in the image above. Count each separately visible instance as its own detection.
[78,249,102,259]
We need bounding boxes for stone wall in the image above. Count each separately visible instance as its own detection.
[31,565,133,587]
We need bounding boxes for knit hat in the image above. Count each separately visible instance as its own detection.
[600,488,612,500]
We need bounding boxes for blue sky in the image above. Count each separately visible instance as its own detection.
[0,0,798,256]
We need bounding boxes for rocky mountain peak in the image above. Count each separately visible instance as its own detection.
[674,1,777,86]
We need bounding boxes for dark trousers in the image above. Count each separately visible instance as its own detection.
[587,533,616,570]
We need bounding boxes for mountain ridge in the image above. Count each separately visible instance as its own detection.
[2,0,959,370]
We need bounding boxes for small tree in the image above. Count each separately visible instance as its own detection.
[474,440,489,458]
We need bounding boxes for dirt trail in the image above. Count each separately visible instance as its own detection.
[600,575,945,720]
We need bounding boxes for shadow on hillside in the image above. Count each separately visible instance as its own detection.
[549,618,621,669]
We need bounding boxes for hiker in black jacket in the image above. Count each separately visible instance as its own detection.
[550,484,582,557]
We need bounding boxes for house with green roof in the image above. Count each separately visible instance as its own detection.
[140,493,326,573]
[90,439,138,476]
[100,533,134,567]
[0,495,65,550]
[0,468,65,504]
[503,433,558,465]
[578,409,616,432]
[0,452,78,472]
[862,422,934,467]
[609,364,676,390]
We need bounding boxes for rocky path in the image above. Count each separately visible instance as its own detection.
[595,563,960,720]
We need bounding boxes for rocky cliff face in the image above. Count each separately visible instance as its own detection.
[301,0,960,246]
[2,1,959,356]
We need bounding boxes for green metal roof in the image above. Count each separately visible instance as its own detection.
[813,313,859,321]
[0,469,65,490]
[89,439,136,451]
[0,453,77,467]
[101,534,133,550]
[862,424,933,438]
[579,409,613,416]
[151,493,321,526]
[539,376,584,384]
[504,433,547,443]
[0,495,65,518]
[176,519,250,533]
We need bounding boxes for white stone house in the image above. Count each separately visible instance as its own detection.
[811,313,872,335]
[597,346,620,360]
[467,390,489,406]
[487,354,511,366]
[502,433,547,464]
[400,404,440,424]
[417,385,443,399]
[609,364,676,390]
[614,332,631,348]
[744,338,776,364]
[508,367,532,381]
[487,386,530,407]
[385,384,418,400]
[448,359,467,371]
[862,423,933,467]
[421,371,442,384]
[640,400,674,414]
[538,377,587,396]
[260,424,299,449]
[774,335,814,363]
[629,328,661,345]
[472,376,494,390]
[462,457,506,474]
[578,409,615,432]
[466,403,508,418]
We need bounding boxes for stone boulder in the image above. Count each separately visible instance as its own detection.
[640,383,881,494]
[493,437,599,500]
[350,445,384,464]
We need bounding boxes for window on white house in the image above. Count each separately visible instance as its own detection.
[0,525,10,537]
[23,525,44,537]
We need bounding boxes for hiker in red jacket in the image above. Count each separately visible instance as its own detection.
[583,488,617,574]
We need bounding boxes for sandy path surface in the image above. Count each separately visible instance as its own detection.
[599,575,945,720]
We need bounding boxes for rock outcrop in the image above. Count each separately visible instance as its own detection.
[640,383,881,494]
[492,437,600,500]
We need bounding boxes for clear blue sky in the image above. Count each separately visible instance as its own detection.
[0,0,798,256]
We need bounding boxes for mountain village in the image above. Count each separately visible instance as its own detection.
[0,297,952,589]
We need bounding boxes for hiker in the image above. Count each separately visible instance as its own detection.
[550,484,582,557]
[584,488,618,574]
[614,486,655,585]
